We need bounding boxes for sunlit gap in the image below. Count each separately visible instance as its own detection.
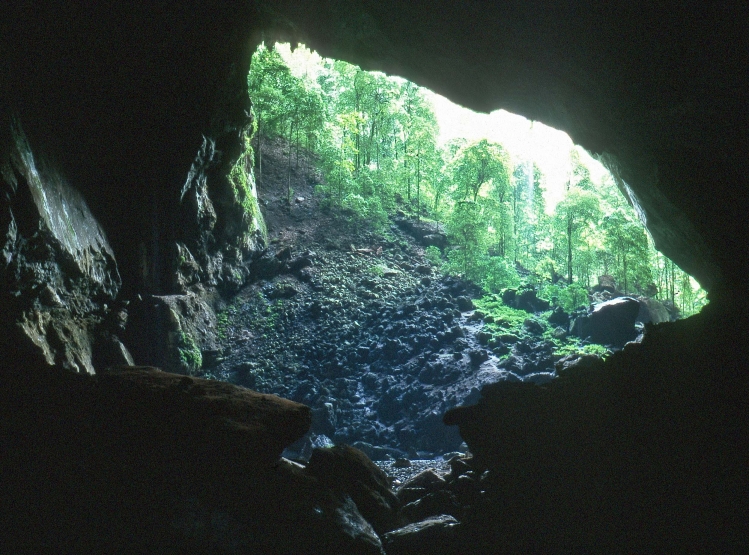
[268,41,706,315]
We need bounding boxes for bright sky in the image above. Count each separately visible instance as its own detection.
[425,91,611,213]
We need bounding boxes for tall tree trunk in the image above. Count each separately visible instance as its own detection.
[257,124,263,178]
[416,151,421,220]
[567,216,573,284]
[287,120,293,204]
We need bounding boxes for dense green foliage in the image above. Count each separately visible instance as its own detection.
[247,43,706,316]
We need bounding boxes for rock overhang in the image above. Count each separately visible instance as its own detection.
[2,0,746,296]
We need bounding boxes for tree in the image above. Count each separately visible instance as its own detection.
[602,208,651,294]
[554,186,601,285]
[446,200,489,281]
[248,44,302,177]
[450,139,511,202]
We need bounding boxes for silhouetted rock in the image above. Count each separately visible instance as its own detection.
[307,444,402,534]
[588,296,640,347]
[594,274,619,293]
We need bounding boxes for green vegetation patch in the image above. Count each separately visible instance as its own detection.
[177,330,202,374]
[228,147,267,247]
[474,295,528,334]
[542,327,612,360]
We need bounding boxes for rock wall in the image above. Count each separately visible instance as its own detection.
[0,118,127,373]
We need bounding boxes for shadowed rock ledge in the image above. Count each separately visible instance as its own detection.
[0,365,387,554]
[444,296,749,552]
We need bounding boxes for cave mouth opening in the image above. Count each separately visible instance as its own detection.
[202,41,708,464]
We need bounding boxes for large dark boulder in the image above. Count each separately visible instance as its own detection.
[307,444,402,534]
[444,299,749,551]
[395,217,447,249]
[502,287,550,313]
[0,364,389,554]
[588,296,640,347]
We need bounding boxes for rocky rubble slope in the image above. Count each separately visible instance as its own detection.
[198,140,643,460]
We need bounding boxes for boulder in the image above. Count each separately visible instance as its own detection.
[588,296,640,347]
[455,296,474,312]
[548,306,570,327]
[422,233,447,249]
[515,288,551,312]
[502,287,550,313]
[555,353,605,375]
[523,318,545,335]
[1,364,389,553]
[395,218,447,249]
[400,490,461,523]
[383,515,460,555]
[468,349,489,366]
[307,444,402,534]
[397,468,447,505]
[636,296,671,324]
[97,366,311,467]
[594,274,619,293]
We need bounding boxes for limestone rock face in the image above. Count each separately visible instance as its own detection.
[0,120,124,373]
[175,67,266,295]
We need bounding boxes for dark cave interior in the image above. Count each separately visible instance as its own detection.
[1,1,747,553]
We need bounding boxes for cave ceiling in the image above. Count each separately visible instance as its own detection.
[3,0,746,293]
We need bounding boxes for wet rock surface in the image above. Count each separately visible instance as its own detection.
[0,121,125,373]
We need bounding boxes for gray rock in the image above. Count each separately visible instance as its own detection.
[455,296,474,312]
[636,296,671,324]
[383,515,460,555]
[524,318,545,335]
[468,349,489,366]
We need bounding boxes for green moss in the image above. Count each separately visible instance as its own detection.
[228,151,267,245]
[542,328,612,360]
[424,245,443,266]
[177,330,202,374]
[474,295,528,334]
[369,265,384,277]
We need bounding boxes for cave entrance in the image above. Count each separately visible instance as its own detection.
[200,41,707,464]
